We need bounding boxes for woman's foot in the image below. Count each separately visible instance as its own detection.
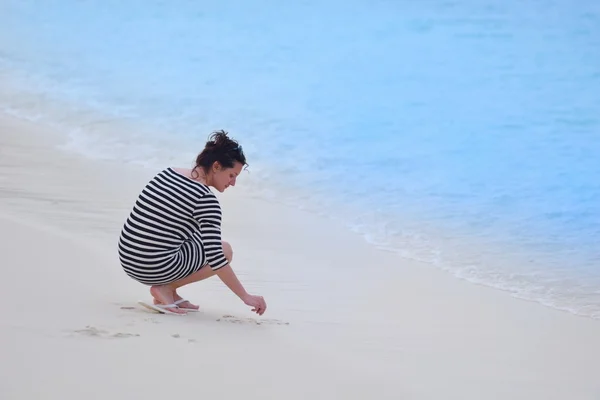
[173,292,199,310]
[151,288,199,311]
[149,285,187,314]
[153,292,199,310]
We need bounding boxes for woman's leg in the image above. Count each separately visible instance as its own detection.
[150,241,233,313]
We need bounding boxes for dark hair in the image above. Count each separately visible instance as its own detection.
[192,130,247,177]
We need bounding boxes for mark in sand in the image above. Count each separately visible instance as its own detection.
[169,333,198,343]
[216,314,290,326]
[72,325,140,339]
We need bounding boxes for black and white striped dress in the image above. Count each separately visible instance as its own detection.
[118,167,229,285]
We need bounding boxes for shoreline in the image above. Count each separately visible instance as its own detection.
[2,111,600,399]
[1,69,598,320]
[3,97,600,322]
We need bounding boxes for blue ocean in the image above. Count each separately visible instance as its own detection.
[1,1,599,318]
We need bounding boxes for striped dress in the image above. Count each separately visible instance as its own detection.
[118,167,229,285]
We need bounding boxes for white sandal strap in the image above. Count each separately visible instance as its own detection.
[156,303,178,308]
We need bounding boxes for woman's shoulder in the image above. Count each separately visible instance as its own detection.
[152,167,213,196]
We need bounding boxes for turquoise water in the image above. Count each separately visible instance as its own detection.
[1,0,599,318]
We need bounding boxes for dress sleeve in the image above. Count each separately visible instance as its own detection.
[193,191,229,271]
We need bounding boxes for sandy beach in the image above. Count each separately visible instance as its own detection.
[1,112,600,400]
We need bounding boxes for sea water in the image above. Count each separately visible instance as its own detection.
[1,0,599,318]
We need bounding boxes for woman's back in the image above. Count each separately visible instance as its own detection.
[118,167,227,278]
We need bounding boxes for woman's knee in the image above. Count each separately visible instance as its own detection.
[222,241,233,262]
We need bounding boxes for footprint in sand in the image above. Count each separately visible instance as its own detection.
[72,325,140,339]
[216,315,290,326]
[167,334,197,343]
[113,302,135,310]
[115,303,161,324]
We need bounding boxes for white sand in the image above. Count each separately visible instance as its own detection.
[1,113,600,400]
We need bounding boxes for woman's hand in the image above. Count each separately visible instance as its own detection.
[242,294,267,315]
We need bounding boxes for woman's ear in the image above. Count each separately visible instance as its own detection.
[212,161,222,172]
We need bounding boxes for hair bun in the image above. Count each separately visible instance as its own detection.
[194,129,247,175]
[208,130,239,150]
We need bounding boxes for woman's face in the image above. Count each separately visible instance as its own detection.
[211,161,243,192]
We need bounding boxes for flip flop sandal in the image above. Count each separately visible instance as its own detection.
[138,300,187,315]
[174,298,199,312]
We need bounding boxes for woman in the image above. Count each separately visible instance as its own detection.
[118,130,267,316]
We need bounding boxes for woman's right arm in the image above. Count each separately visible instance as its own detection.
[216,265,267,315]
[216,264,248,300]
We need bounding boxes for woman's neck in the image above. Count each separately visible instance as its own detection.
[190,167,210,186]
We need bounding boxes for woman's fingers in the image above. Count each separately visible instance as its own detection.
[247,296,266,315]
[260,298,267,313]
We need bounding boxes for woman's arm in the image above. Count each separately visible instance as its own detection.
[216,264,248,300]
[217,264,267,315]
